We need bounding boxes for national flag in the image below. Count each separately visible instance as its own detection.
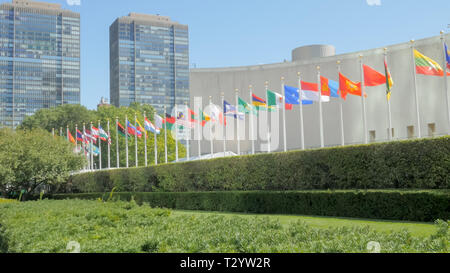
[155,115,164,130]
[127,121,142,138]
[136,120,145,133]
[363,64,387,86]
[284,85,314,105]
[209,104,224,125]
[321,77,340,98]
[188,108,198,123]
[252,94,267,107]
[414,49,446,76]
[200,109,211,126]
[238,97,256,115]
[385,60,394,101]
[165,114,176,130]
[176,106,195,129]
[445,43,450,71]
[91,126,100,138]
[68,131,76,144]
[98,126,109,142]
[76,130,83,142]
[117,121,127,138]
[301,81,329,102]
[84,130,97,144]
[267,90,283,110]
[339,73,363,100]
[145,117,160,135]
[224,100,244,120]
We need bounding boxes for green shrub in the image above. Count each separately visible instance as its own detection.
[66,137,450,193]
[50,190,450,222]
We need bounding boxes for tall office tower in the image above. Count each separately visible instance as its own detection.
[110,13,189,113]
[0,0,80,128]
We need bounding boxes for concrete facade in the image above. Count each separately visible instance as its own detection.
[189,34,450,155]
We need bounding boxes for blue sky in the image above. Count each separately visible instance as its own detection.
[19,0,450,109]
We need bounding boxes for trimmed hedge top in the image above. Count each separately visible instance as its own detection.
[67,136,450,193]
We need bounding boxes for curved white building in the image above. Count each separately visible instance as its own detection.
[189,34,450,155]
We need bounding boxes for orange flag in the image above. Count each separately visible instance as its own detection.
[339,73,362,100]
[363,65,386,87]
[68,131,76,144]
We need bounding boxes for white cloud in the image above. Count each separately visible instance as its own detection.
[66,0,81,6]
[366,0,381,6]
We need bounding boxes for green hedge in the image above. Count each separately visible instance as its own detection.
[66,137,450,193]
[50,190,450,222]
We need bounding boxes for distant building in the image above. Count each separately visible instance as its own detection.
[109,13,190,114]
[0,0,80,128]
[97,97,111,109]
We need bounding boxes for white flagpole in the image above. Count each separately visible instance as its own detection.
[144,112,148,167]
[83,123,88,171]
[209,96,214,157]
[107,119,111,169]
[221,93,226,157]
[317,66,325,148]
[90,122,94,170]
[66,125,69,142]
[98,120,102,170]
[359,55,369,144]
[116,117,120,168]
[384,49,393,141]
[198,101,202,157]
[249,85,255,155]
[297,73,305,150]
[410,40,422,138]
[337,61,345,146]
[281,77,287,152]
[185,103,190,162]
[154,110,158,165]
[52,128,55,138]
[235,89,240,155]
[125,116,129,168]
[134,113,138,167]
[440,31,450,134]
[60,127,63,139]
[265,81,271,153]
[164,106,168,164]
[175,105,179,162]
[75,124,78,151]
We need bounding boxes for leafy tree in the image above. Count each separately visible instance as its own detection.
[0,128,85,198]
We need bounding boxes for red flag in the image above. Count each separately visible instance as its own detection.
[285,104,293,110]
[339,73,362,100]
[363,65,386,87]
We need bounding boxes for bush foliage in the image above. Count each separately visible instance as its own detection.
[68,137,450,193]
[50,190,450,222]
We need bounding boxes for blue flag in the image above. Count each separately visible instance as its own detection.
[445,43,450,70]
[284,85,313,105]
[224,100,244,120]
[328,79,340,98]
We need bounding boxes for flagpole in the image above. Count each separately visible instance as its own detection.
[441,31,450,134]
[75,124,78,149]
[337,61,345,146]
[90,122,94,170]
[154,110,158,165]
[209,96,214,157]
[221,92,226,157]
[144,111,148,167]
[98,120,102,170]
[265,81,271,153]
[52,128,55,138]
[107,119,111,169]
[185,102,190,162]
[198,105,202,157]
[125,115,129,168]
[66,125,69,142]
[410,40,422,138]
[297,73,305,150]
[83,123,88,171]
[134,113,138,167]
[249,85,255,155]
[116,117,120,168]
[175,105,179,162]
[317,66,325,148]
[359,55,369,144]
[281,77,287,152]
[60,127,63,139]
[384,48,393,141]
[164,106,168,164]
[235,89,241,155]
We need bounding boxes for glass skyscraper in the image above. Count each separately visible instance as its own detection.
[0,0,80,128]
[110,13,189,114]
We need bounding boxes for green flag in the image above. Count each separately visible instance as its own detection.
[238,97,257,115]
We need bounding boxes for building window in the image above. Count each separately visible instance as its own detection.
[428,123,436,137]
[369,130,376,143]
[407,126,415,139]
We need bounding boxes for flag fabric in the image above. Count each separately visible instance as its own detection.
[76,130,83,142]
[301,81,329,102]
[267,90,283,110]
[238,97,256,115]
[84,130,97,144]
[165,114,176,130]
[445,43,450,71]
[209,104,224,124]
[155,115,164,130]
[188,108,198,123]
[284,85,314,105]
[339,73,363,100]
[136,120,145,134]
[385,60,394,101]
[127,121,142,138]
[145,117,160,135]
[414,49,446,76]
[200,109,211,126]
[117,121,127,137]
[98,126,109,142]
[91,126,99,138]
[68,131,75,144]
[224,100,244,120]
[363,65,387,86]
[176,106,195,129]
[321,77,340,98]
[252,94,267,107]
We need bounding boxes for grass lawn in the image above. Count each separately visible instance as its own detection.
[173,210,437,238]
